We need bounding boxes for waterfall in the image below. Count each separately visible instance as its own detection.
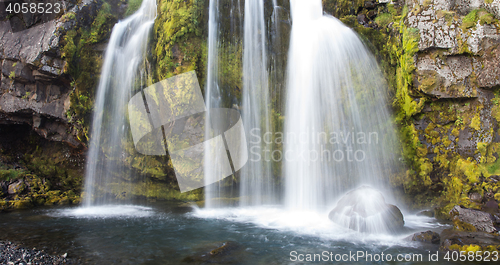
[204,0,243,208]
[239,0,274,206]
[203,0,222,209]
[83,0,157,206]
[283,0,396,211]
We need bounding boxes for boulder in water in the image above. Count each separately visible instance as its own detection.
[410,231,440,244]
[328,186,404,233]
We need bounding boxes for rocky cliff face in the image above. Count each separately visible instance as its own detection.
[0,0,107,147]
[394,0,500,215]
[0,0,125,210]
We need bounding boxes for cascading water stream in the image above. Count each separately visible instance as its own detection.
[284,0,397,217]
[83,0,157,206]
[239,0,274,206]
[203,0,222,209]
[204,0,244,208]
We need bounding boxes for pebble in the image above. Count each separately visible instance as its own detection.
[0,241,77,264]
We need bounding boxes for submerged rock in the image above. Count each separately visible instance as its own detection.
[410,231,440,244]
[328,186,404,233]
[449,205,499,233]
[182,241,241,264]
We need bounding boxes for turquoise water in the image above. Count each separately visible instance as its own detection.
[0,203,471,264]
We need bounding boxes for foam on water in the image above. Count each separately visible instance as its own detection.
[50,205,155,218]
[192,206,444,247]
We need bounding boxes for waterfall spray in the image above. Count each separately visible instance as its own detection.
[239,0,274,206]
[284,0,397,214]
[83,0,157,206]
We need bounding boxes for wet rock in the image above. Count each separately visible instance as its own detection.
[209,241,239,256]
[328,186,404,233]
[411,231,440,244]
[7,180,24,195]
[182,241,241,264]
[440,228,500,251]
[449,205,499,233]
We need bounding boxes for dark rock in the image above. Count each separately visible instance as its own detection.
[367,10,377,20]
[209,241,239,256]
[411,231,440,244]
[182,241,241,263]
[449,205,498,233]
[0,181,8,195]
[364,1,376,9]
[440,229,500,251]
[484,200,499,212]
[357,14,369,25]
[0,1,106,148]
[328,186,404,233]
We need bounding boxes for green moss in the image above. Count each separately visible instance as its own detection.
[322,0,364,18]
[61,12,76,22]
[154,0,205,80]
[461,9,497,30]
[88,2,115,44]
[448,244,500,254]
[0,169,26,181]
[462,9,479,30]
[487,157,500,174]
[61,2,118,144]
[479,13,495,25]
[477,142,488,163]
[418,73,437,93]
[125,0,143,17]
[375,13,393,28]
[470,114,481,131]
[452,219,477,232]
[394,25,421,119]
